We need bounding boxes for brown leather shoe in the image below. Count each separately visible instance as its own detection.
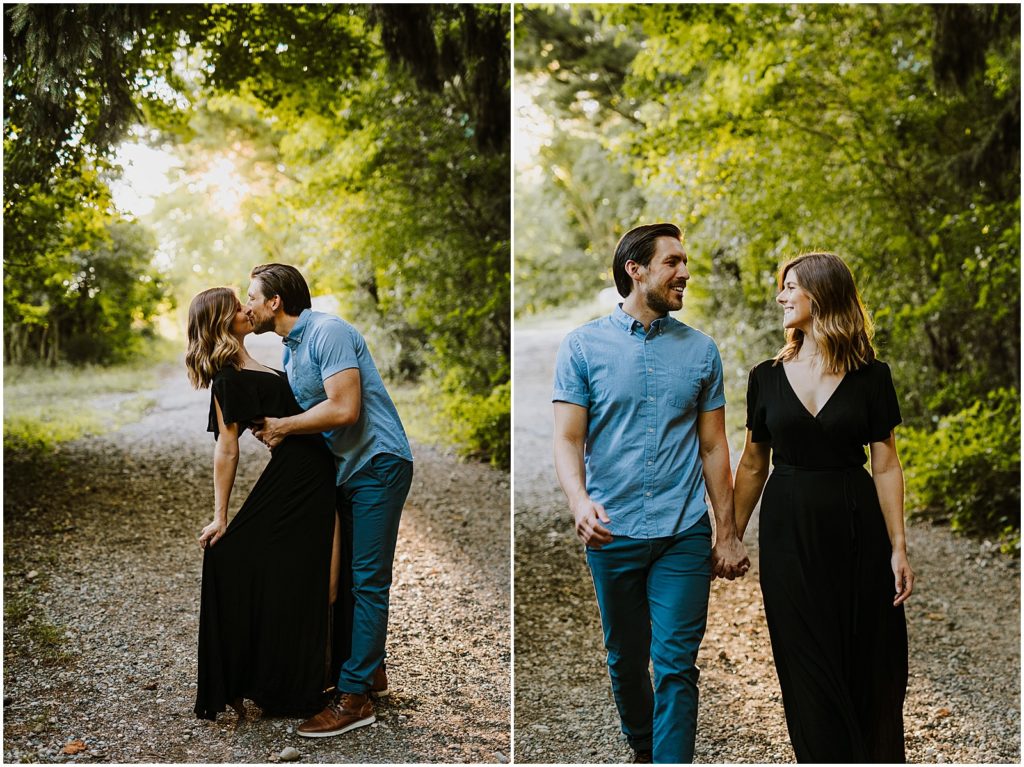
[369,662,389,698]
[297,693,375,738]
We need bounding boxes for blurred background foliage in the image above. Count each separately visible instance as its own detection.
[515,4,1019,547]
[4,4,510,467]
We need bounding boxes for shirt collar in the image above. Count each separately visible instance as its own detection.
[612,303,675,337]
[282,308,312,350]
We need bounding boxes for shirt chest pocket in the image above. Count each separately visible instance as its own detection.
[667,366,704,410]
[289,364,326,405]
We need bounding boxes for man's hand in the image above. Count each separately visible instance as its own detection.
[712,534,750,580]
[572,498,613,549]
[252,417,286,450]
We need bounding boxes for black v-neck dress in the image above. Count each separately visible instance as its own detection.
[194,366,339,720]
[746,358,908,763]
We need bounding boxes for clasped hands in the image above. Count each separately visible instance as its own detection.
[712,534,750,580]
[573,498,752,581]
[251,417,284,450]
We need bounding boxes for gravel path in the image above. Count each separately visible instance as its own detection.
[513,322,1021,764]
[4,332,510,764]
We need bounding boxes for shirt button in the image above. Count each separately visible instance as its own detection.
[648,368,653,373]
[646,492,652,497]
[647,461,653,466]
[648,395,654,402]
[647,427,653,433]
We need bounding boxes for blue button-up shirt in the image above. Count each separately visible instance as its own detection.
[553,305,726,539]
[283,309,413,486]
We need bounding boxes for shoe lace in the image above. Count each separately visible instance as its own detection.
[327,698,348,716]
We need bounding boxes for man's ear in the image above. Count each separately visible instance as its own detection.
[269,295,281,312]
[625,259,643,281]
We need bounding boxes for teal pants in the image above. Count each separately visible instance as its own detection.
[335,453,413,694]
[586,513,712,763]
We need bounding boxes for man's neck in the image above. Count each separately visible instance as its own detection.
[275,311,302,338]
[620,297,664,332]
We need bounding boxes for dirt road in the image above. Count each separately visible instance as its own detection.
[513,321,1020,763]
[4,333,510,764]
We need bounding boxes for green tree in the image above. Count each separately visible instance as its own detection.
[517,4,1020,536]
[5,4,512,464]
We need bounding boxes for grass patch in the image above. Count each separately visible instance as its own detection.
[3,573,71,666]
[389,383,439,448]
[4,336,175,457]
[391,379,510,469]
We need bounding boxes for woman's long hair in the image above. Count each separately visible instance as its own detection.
[773,252,876,375]
[185,287,244,389]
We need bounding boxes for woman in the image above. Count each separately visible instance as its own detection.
[733,253,914,762]
[185,287,340,721]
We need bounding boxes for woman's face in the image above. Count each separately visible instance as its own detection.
[229,297,253,339]
[776,267,813,332]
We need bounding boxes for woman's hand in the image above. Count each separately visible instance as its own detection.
[891,548,915,606]
[199,517,227,549]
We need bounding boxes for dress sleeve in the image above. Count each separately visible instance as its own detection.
[867,361,902,443]
[207,370,264,440]
[745,364,770,443]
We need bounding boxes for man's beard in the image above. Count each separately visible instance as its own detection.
[250,315,275,334]
[642,284,683,316]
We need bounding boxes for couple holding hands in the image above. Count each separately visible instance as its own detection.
[554,223,914,764]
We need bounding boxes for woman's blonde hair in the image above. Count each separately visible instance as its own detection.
[773,252,876,375]
[185,287,244,389]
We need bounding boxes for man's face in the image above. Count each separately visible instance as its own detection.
[245,278,277,335]
[631,237,690,315]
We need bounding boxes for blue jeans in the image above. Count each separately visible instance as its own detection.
[586,513,712,764]
[335,453,413,694]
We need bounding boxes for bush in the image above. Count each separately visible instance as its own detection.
[436,374,510,470]
[900,388,1021,552]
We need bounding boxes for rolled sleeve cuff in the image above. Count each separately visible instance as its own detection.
[321,362,358,381]
[552,388,588,407]
[701,395,726,412]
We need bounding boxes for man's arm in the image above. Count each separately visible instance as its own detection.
[553,401,612,549]
[696,406,750,579]
[254,368,361,449]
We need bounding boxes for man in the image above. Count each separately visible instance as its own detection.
[245,263,413,738]
[552,223,749,764]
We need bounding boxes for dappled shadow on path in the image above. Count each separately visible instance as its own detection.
[3,359,509,764]
[513,324,1020,764]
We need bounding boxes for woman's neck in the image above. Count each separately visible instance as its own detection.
[796,328,822,364]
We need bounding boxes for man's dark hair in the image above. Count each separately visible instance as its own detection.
[250,263,312,316]
[612,223,683,297]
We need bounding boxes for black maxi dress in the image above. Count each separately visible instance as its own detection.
[194,366,339,720]
[746,359,908,763]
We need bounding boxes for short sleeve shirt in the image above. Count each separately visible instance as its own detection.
[283,309,413,485]
[552,305,726,539]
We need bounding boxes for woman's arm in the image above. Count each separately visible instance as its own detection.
[870,432,914,606]
[734,430,771,541]
[199,395,240,549]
